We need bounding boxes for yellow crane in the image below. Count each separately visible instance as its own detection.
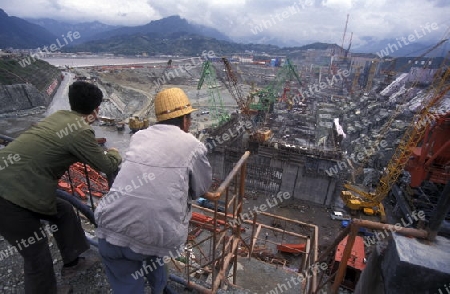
[342,70,450,223]
[128,59,172,132]
[365,60,379,93]
[351,66,362,94]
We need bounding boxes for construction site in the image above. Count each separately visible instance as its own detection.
[1,24,450,294]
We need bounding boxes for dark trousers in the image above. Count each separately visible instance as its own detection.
[0,196,90,294]
[98,238,168,294]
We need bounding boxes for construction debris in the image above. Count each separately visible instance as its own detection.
[58,162,109,199]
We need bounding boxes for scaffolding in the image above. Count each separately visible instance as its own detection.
[173,151,320,293]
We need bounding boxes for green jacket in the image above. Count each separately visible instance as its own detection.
[0,110,122,215]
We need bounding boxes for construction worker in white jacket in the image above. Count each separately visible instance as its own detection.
[95,87,212,294]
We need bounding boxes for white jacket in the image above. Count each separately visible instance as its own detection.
[95,124,212,257]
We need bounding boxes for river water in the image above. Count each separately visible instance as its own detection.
[0,57,170,155]
[0,56,244,155]
[41,56,169,68]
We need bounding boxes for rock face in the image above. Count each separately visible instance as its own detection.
[0,84,51,114]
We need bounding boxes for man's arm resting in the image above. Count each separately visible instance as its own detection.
[69,129,122,175]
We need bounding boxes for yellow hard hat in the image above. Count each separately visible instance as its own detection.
[154,88,197,122]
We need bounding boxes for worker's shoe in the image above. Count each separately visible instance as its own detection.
[61,255,100,279]
[164,285,177,294]
[57,284,73,294]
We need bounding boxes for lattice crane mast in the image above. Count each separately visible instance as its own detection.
[197,60,229,126]
[365,59,379,93]
[341,14,349,56]
[249,59,302,116]
[221,57,249,113]
[342,80,450,223]
[342,37,450,222]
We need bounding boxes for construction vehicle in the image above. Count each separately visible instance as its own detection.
[220,57,277,143]
[129,116,149,133]
[251,127,273,143]
[127,59,172,132]
[341,185,386,220]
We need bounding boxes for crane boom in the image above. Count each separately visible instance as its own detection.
[341,14,350,55]
[365,60,379,92]
[374,83,450,202]
[341,36,450,222]
[221,57,249,112]
[342,83,450,222]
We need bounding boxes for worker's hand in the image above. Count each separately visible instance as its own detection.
[107,147,119,153]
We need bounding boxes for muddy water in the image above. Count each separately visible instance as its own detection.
[0,56,243,155]
[0,71,133,156]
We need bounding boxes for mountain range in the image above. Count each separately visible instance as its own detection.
[0,8,445,57]
[0,9,55,48]
[25,18,120,44]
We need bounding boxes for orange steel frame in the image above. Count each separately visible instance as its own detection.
[175,151,319,293]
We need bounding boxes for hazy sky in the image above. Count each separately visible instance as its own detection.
[1,0,449,48]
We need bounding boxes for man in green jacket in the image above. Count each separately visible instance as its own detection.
[0,81,122,293]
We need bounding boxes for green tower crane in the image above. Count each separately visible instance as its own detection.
[197,61,229,127]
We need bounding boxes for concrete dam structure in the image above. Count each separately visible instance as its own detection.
[208,138,341,206]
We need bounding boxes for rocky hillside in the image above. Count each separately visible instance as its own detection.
[0,56,62,113]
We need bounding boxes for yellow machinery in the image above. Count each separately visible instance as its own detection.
[351,66,361,94]
[251,128,273,143]
[341,185,386,222]
[128,116,149,133]
[365,60,379,93]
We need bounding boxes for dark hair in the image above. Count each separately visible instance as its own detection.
[68,81,103,114]
[157,113,190,128]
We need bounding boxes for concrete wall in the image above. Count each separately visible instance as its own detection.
[380,234,450,294]
[293,169,337,205]
[208,150,225,180]
[355,245,385,294]
[0,84,50,114]
[275,159,337,206]
[208,148,340,206]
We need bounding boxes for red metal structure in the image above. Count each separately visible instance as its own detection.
[331,235,366,290]
[407,112,450,187]
[276,243,306,254]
